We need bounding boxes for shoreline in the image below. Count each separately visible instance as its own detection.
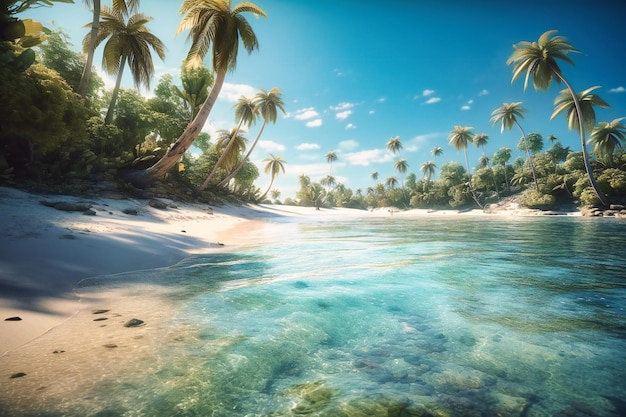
[0,186,580,355]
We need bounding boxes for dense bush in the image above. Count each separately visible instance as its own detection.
[518,189,556,209]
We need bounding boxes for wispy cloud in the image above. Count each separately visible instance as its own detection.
[292,107,320,121]
[344,149,392,166]
[336,110,352,120]
[609,86,625,93]
[297,143,320,151]
[258,140,286,153]
[377,97,386,103]
[339,140,359,151]
[220,83,257,101]
[345,123,356,129]
[461,99,473,111]
[478,89,489,96]
[425,97,441,104]
[330,102,354,111]
[306,119,323,128]
[423,89,436,97]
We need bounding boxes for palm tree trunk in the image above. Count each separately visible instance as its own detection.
[556,74,609,207]
[217,119,267,188]
[104,55,126,125]
[464,149,483,208]
[77,0,100,97]
[126,70,227,187]
[198,115,247,191]
[514,121,539,191]
[259,175,275,200]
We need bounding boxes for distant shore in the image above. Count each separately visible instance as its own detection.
[0,186,581,354]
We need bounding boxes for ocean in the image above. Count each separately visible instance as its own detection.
[2,215,626,416]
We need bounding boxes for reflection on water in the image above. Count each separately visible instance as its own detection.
[1,216,626,417]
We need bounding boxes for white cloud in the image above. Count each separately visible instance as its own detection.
[478,89,489,96]
[330,102,354,111]
[293,107,320,121]
[339,140,359,151]
[425,97,441,104]
[306,119,323,128]
[377,97,386,103]
[369,110,375,115]
[609,86,625,93]
[345,123,356,129]
[220,83,256,102]
[423,89,435,96]
[296,143,320,151]
[258,140,286,152]
[461,105,471,111]
[336,110,352,120]
[344,149,392,166]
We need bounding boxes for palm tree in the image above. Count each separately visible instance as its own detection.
[394,158,408,187]
[218,87,286,188]
[474,133,489,155]
[387,136,402,155]
[507,29,608,206]
[590,118,626,167]
[449,125,482,208]
[85,5,165,124]
[325,151,338,174]
[371,171,379,182]
[551,85,610,133]
[200,95,258,190]
[259,154,286,200]
[385,176,398,189]
[205,128,247,185]
[173,64,214,122]
[490,102,539,190]
[431,146,443,157]
[132,0,267,186]
[77,0,100,96]
[421,161,436,191]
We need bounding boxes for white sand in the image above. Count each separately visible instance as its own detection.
[0,186,578,355]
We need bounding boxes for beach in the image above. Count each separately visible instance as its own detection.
[0,185,578,355]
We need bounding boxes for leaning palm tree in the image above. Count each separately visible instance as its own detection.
[202,128,248,188]
[85,5,165,124]
[259,154,286,200]
[449,125,482,208]
[590,118,626,167]
[490,102,539,190]
[131,0,267,186]
[217,87,286,188]
[507,29,608,206]
[551,85,610,134]
[200,95,258,190]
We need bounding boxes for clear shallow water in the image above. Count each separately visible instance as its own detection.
[4,216,626,416]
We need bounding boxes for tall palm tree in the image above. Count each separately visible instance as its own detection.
[507,29,608,206]
[490,102,539,190]
[202,128,247,187]
[551,86,610,134]
[474,133,489,155]
[590,118,626,167]
[173,64,214,122]
[431,146,443,157]
[259,154,285,200]
[421,161,436,191]
[218,87,286,188]
[85,5,165,124]
[394,158,408,187]
[385,176,398,189]
[449,125,482,208]
[132,0,267,186]
[325,151,338,174]
[77,0,100,96]
[200,95,258,190]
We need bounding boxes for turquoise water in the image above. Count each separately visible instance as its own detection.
[4,215,626,416]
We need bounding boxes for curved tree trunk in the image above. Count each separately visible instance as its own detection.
[77,0,100,97]
[104,55,126,124]
[556,74,609,207]
[217,119,267,188]
[514,121,539,191]
[126,70,227,187]
[464,149,483,208]
[259,175,275,200]
[198,115,248,191]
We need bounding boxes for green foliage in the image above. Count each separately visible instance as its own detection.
[597,168,626,196]
[519,189,556,209]
[472,167,494,191]
[517,132,544,154]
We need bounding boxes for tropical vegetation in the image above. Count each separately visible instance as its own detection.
[1,2,624,213]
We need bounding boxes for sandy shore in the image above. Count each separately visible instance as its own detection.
[0,186,579,355]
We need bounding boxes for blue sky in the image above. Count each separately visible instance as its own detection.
[29,0,626,199]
